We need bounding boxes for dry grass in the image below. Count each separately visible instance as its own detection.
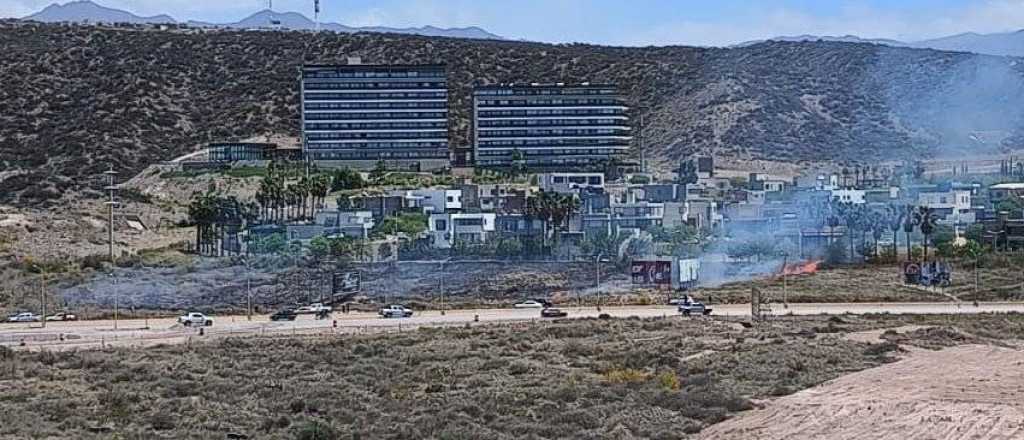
[0,313,1021,439]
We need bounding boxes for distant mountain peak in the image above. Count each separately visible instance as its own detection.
[22,0,504,40]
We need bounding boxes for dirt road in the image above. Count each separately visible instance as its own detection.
[3,302,1023,350]
[700,344,1024,440]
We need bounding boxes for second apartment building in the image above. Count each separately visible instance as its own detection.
[473,83,632,169]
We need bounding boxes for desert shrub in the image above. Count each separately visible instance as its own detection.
[293,419,338,440]
[657,371,681,391]
[602,368,650,384]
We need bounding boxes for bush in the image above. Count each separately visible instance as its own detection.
[293,419,338,440]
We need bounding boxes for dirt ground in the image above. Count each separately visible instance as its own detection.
[700,343,1024,440]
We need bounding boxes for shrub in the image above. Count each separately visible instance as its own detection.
[657,371,681,391]
[602,368,649,384]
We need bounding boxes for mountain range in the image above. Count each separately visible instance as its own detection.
[23,0,504,40]
[740,31,1024,57]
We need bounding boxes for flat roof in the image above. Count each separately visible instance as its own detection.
[991,183,1024,190]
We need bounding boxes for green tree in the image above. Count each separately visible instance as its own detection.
[370,160,388,184]
[914,206,938,261]
[330,168,365,192]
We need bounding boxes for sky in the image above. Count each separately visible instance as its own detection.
[3,0,1024,46]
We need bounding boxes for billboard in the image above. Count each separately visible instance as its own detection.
[332,271,361,294]
[631,260,673,285]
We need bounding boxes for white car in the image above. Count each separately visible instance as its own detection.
[45,312,78,321]
[294,303,333,314]
[6,312,40,323]
[513,300,545,309]
[378,305,413,318]
[177,312,213,327]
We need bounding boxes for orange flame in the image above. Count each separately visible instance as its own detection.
[779,260,821,277]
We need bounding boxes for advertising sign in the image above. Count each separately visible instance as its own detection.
[631,260,672,285]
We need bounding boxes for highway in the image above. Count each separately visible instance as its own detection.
[3,302,1023,351]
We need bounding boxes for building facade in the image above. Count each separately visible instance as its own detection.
[301,64,450,169]
[473,83,631,169]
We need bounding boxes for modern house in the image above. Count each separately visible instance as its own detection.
[429,212,497,249]
[917,187,975,225]
[538,172,606,194]
[390,189,462,213]
[472,83,631,169]
[301,62,450,170]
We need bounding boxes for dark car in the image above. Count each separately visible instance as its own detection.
[270,309,298,321]
[541,308,568,318]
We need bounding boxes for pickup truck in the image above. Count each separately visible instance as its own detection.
[378,305,413,318]
[294,303,333,315]
[178,312,213,327]
[677,297,712,316]
[44,312,78,321]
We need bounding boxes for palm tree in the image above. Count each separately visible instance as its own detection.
[915,206,938,262]
[903,205,919,261]
[886,204,905,260]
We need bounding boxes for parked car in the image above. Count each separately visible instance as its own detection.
[514,300,546,309]
[294,303,333,315]
[378,305,413,318]
[541,308,568,318]
[678,296,713,316]
[44,312,78,321]
[270,309,298,321]
[178,312,213,327]
[6,312,40,323]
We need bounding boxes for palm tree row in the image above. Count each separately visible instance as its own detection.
[254,162,331,225]
[187,185,256,256]
[524,189,581,255]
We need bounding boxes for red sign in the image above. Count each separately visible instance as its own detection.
[631,260,672,285]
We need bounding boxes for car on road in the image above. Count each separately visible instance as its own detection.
[294,303,332,315]
[270,309,298,321]
[178,312,213,327]
[514,300,547,309]
[540,308,568,318]
[677,296,712,316]
[44,312,78,321]
[378,305,413,318]
[6,312,40,323]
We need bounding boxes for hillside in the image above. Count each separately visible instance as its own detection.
[2,20,1024,205]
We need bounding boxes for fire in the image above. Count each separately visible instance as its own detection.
[779,260,821,277]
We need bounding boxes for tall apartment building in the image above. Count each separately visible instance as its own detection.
[473,83,632,169]
[301,63,450,170]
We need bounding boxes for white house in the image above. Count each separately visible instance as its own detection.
[391,189,462,213]
[429,212,497,249]
[918,189,975,225]
[829,189,866,204]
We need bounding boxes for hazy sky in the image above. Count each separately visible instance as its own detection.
[4,0,1024,46]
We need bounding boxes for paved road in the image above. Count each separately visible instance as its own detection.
[3,302,1023,350]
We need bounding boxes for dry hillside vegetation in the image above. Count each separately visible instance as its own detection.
[2,21,1024,204]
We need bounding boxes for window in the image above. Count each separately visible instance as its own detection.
[455,218,484,226]
[435,220,447,231]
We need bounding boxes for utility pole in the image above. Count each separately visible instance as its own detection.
[104,165,118,264]
[246,257,253,321]
[111,272,119,330]
[781,252,789,309]
[39,268,46,328]
[314,0,321,32]
[595,252,603,311]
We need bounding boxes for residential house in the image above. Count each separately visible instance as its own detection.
[917,187,975,225]
[538,172,605,194]
[429,212,497,249]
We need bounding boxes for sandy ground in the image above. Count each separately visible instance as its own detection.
[700,344,1024,440]
[3,302,1024,351]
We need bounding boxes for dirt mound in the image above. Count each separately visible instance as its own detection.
[700,344,1024,440]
